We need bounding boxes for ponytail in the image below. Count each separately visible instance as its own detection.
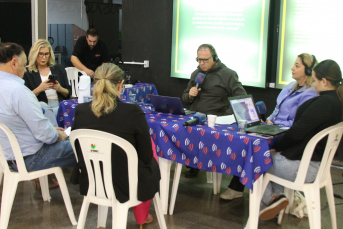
[91,63,124,118]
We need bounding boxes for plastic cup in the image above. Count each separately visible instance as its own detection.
[83,96,93,102]
[207,115,217,128]
[237,120,248,134]
[129,94,136,103]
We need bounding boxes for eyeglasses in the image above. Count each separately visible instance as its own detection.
[38,52,50,58]
[196,56,213,63]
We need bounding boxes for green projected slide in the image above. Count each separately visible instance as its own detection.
[276,0,343,89]
[171,0,270,88]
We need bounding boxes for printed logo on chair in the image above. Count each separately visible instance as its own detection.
[334,134,339,141]
[90,144,99,153]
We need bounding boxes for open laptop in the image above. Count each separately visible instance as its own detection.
[228,94,288,136]
[149,95,196,115]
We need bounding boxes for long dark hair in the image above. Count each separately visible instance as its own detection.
[313,59,343,119]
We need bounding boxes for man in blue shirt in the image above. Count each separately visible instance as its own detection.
[0,42,76,171]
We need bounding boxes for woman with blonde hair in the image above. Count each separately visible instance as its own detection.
[23,39,71,107]
[72,63,160,228]
[220,53,319,201]
[266,53,319,126]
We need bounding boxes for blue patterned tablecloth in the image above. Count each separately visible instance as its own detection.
[58,96,280,191]
[120,83,158,103]
[143,110,280,190]
[57,83,157,127]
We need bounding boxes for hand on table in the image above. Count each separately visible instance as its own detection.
[265,119,274,125]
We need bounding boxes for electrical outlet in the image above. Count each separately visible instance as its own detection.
[269,83,275,88]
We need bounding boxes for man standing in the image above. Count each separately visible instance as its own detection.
[181,44,246,178]
[0,42,76,172]
[182,44,246,116]
[71,28,109,78]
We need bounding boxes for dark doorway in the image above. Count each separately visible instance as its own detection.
[0,0,32,56]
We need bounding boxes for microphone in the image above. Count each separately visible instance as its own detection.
[190,73,205,101]
[183,113,206,126]
[255,101,267,121]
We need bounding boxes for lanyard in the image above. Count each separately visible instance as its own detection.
[274,89,297,118]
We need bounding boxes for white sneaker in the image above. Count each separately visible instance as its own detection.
[220,188,243,200]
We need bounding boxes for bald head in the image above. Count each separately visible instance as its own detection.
[0,42,24,64]
[0,42,27,78]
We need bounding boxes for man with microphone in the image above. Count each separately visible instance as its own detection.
[182,44,246,116]
[181,44,246,178]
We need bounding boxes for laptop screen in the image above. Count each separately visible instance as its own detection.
[230,96,259,124]
[149,95,186,115]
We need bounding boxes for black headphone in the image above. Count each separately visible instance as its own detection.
[198,44,219,62]
[302,54,317,76]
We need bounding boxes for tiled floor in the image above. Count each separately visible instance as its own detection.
[1,165,343,228]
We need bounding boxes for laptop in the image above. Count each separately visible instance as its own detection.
[149,95,196,115]
[228,94,288,136]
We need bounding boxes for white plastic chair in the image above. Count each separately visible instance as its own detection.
[0,163,3,185]
[0,123,77,229]
[69,129,167,229]
[65,67,87,98]
[253,122,343,229]
[0,160,50,201]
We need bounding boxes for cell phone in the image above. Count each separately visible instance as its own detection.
[247,133,272,139]
[48,74,57,83]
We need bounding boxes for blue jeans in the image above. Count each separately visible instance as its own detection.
[261,152,320,210]
[39,102,58,127]
[9,140,76,171]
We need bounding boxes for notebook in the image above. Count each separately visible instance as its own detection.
[149,95,196,115]
[228,94,288,136]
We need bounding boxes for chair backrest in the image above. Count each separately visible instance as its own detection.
[295,122,343,186]
[0,124,29,175]
[65,67,87,98]
[69,129,140,205]
[54,45,67,54]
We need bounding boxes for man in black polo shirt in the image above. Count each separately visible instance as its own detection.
[71,28,109,78]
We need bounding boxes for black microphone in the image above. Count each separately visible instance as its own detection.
[183,113,206,126]
[190,73,205,101]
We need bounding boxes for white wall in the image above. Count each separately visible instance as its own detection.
[47,0,88,30]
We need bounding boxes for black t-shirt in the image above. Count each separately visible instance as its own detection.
[72,36,109,71]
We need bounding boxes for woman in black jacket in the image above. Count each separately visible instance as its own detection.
[72,63,160,228]
[259,60,343,223]
[23,39,71,107]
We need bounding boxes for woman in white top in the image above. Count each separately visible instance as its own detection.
[23,39,71,107]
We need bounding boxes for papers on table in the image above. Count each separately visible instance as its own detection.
[215,115,236,125]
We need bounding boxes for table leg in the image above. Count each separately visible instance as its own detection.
[245,174,263,229]
[212,172,222,195]
[158,157,172,215]
[169,162,183,215]
[206,172,213,184]
[213,172,218,194]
